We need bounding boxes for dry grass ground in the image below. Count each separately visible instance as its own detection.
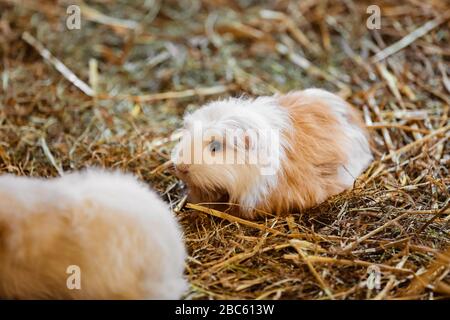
[0,0,449,299]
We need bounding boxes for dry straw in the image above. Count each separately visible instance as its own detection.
[0,0,448,299]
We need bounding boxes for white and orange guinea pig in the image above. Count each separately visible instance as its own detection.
[172,88,373,220]
[0,169,187,299]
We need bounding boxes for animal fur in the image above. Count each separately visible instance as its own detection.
[172,89,373,219]
[0,169,187,299]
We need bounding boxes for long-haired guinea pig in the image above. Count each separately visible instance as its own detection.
[0,169,187,299]
[172,88,373,219]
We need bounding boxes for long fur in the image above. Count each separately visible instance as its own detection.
[0,169,187,299]
[172,89,373,219]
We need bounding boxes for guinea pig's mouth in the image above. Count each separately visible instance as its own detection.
[170,163,189,179]
[184,181,230,205]
[170,163,231,203]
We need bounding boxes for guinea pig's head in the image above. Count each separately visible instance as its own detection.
[171,97,289,207]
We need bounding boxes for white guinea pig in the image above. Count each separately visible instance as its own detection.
[0,169,187,299]
[172,88,373,219]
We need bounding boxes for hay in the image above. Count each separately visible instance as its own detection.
[0,0,448,299]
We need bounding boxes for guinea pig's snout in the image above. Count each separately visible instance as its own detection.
[175,163,190,175]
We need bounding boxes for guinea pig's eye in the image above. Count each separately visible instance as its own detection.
[209,140,222,153]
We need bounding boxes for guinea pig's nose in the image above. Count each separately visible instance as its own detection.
[176,163,190,174]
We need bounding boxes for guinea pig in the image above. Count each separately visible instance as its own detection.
[172,88,373,219]
[0,169,187,299]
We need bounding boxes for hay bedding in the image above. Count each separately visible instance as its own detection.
[0,0,449,299]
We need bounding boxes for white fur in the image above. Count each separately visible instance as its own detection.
[301,88,373,186]
[0,169,187,299]
[175,96,292,209]
[173,90,372,216]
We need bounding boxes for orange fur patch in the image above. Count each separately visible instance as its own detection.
[252,91,359,216]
